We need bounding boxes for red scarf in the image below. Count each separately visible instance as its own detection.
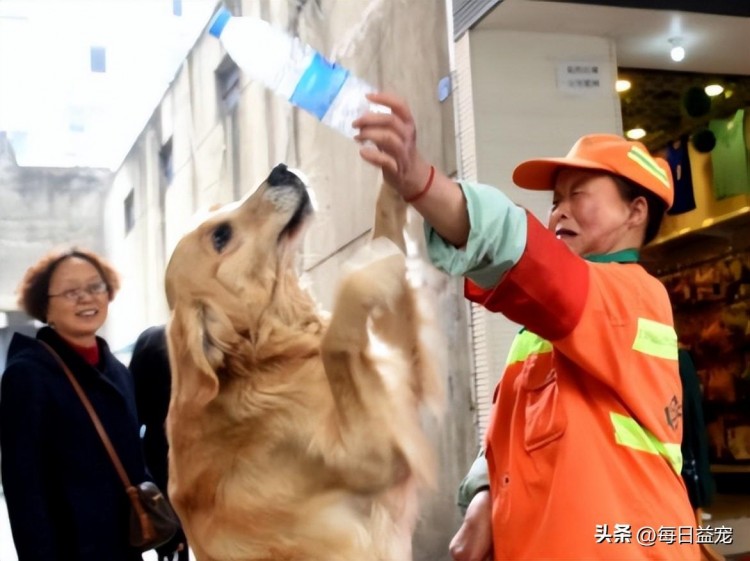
[67,340,100,366]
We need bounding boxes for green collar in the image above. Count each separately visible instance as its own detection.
[584,248,640,264]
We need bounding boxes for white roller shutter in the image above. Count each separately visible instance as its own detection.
[454,31,520,446]
[454,33,488,445]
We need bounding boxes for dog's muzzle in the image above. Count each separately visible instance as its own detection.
[268,163,306,191]
[268,163,313,240]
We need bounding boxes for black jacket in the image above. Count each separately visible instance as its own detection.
[129,325,189,561]
[0,327,145,561]
[679,348,715,508]
[129,325,171,491]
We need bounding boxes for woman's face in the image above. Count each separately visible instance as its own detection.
[46,257,109,343]
[548,169,635,257]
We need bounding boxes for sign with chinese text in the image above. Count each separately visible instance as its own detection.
[557,61,603,94]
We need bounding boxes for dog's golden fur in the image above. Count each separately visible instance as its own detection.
[164,165,442,561]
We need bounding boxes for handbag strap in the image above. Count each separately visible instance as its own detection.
[40,340,158,542]
[39,340,133,489]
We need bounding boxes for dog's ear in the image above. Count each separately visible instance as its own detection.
[170,299,238,408]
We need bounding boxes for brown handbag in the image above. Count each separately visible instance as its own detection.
[41,341,181,551]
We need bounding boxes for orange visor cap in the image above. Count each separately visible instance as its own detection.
[512,134,674,209]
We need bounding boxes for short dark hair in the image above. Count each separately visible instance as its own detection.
[611,175,667,245]
[17,247,120,323]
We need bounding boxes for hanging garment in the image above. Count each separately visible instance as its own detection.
[667,135,697,214]
[709,109,750,200]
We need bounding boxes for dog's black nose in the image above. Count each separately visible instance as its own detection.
[267,163,299,187]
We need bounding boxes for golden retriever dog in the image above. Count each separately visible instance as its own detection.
[164,164,442,561]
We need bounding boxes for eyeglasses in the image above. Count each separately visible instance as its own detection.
[48,281,108,301]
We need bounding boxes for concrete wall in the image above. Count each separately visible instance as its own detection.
[103,1,470,558]
[0,136,113,311]
[0,133,113,368]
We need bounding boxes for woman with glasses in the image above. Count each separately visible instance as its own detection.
[0,247,148,561]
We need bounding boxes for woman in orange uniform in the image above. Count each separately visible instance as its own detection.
[354,93,698,561]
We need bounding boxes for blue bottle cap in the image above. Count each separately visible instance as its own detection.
[208,6,232,38]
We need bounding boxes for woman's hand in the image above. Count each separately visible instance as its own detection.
[354,92,471,247]
[353,92,433,201]
[449,489,494,561]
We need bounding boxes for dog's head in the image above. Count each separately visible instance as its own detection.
[165,164,323,408]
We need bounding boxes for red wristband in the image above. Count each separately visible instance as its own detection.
[404,165,435,203]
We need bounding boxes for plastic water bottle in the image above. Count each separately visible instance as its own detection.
[208,7,388,139]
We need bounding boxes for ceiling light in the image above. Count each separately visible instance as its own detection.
[669,37,685,62]
[671,46,685,62]
[705,84,724,97]
[626,128,646,140]
[615,79,631,93]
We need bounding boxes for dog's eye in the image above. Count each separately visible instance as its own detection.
[211,223,233,253]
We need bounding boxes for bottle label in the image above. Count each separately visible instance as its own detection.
[290,52,350,120]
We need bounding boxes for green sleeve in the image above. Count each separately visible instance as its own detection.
[424,181,528,289]
[457,449,490,512]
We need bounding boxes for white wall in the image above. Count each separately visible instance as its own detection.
[471,29,622,218]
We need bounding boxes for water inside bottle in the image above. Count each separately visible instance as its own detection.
[321,75,390,138]
[221,16,315,100]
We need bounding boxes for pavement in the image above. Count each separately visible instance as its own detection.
[1,491,15,561]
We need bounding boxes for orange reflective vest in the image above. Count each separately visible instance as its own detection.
[466,214,699,560]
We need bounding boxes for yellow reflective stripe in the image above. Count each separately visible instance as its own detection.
[632,318,678,360]
[505,331,552,365]
[628,146,671,188]
[611,412,682,474]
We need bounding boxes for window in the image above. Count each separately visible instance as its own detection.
[124,189,135,234]
[90,46,106,73]
[159,137,174,184]
[216,55,240,113]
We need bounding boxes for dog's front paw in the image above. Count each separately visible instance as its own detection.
[344,237,404,274]
[338,239,407,313]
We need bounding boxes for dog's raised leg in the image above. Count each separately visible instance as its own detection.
[319,243,412,488]
[318,182,438,491]
[371,181,407,253]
